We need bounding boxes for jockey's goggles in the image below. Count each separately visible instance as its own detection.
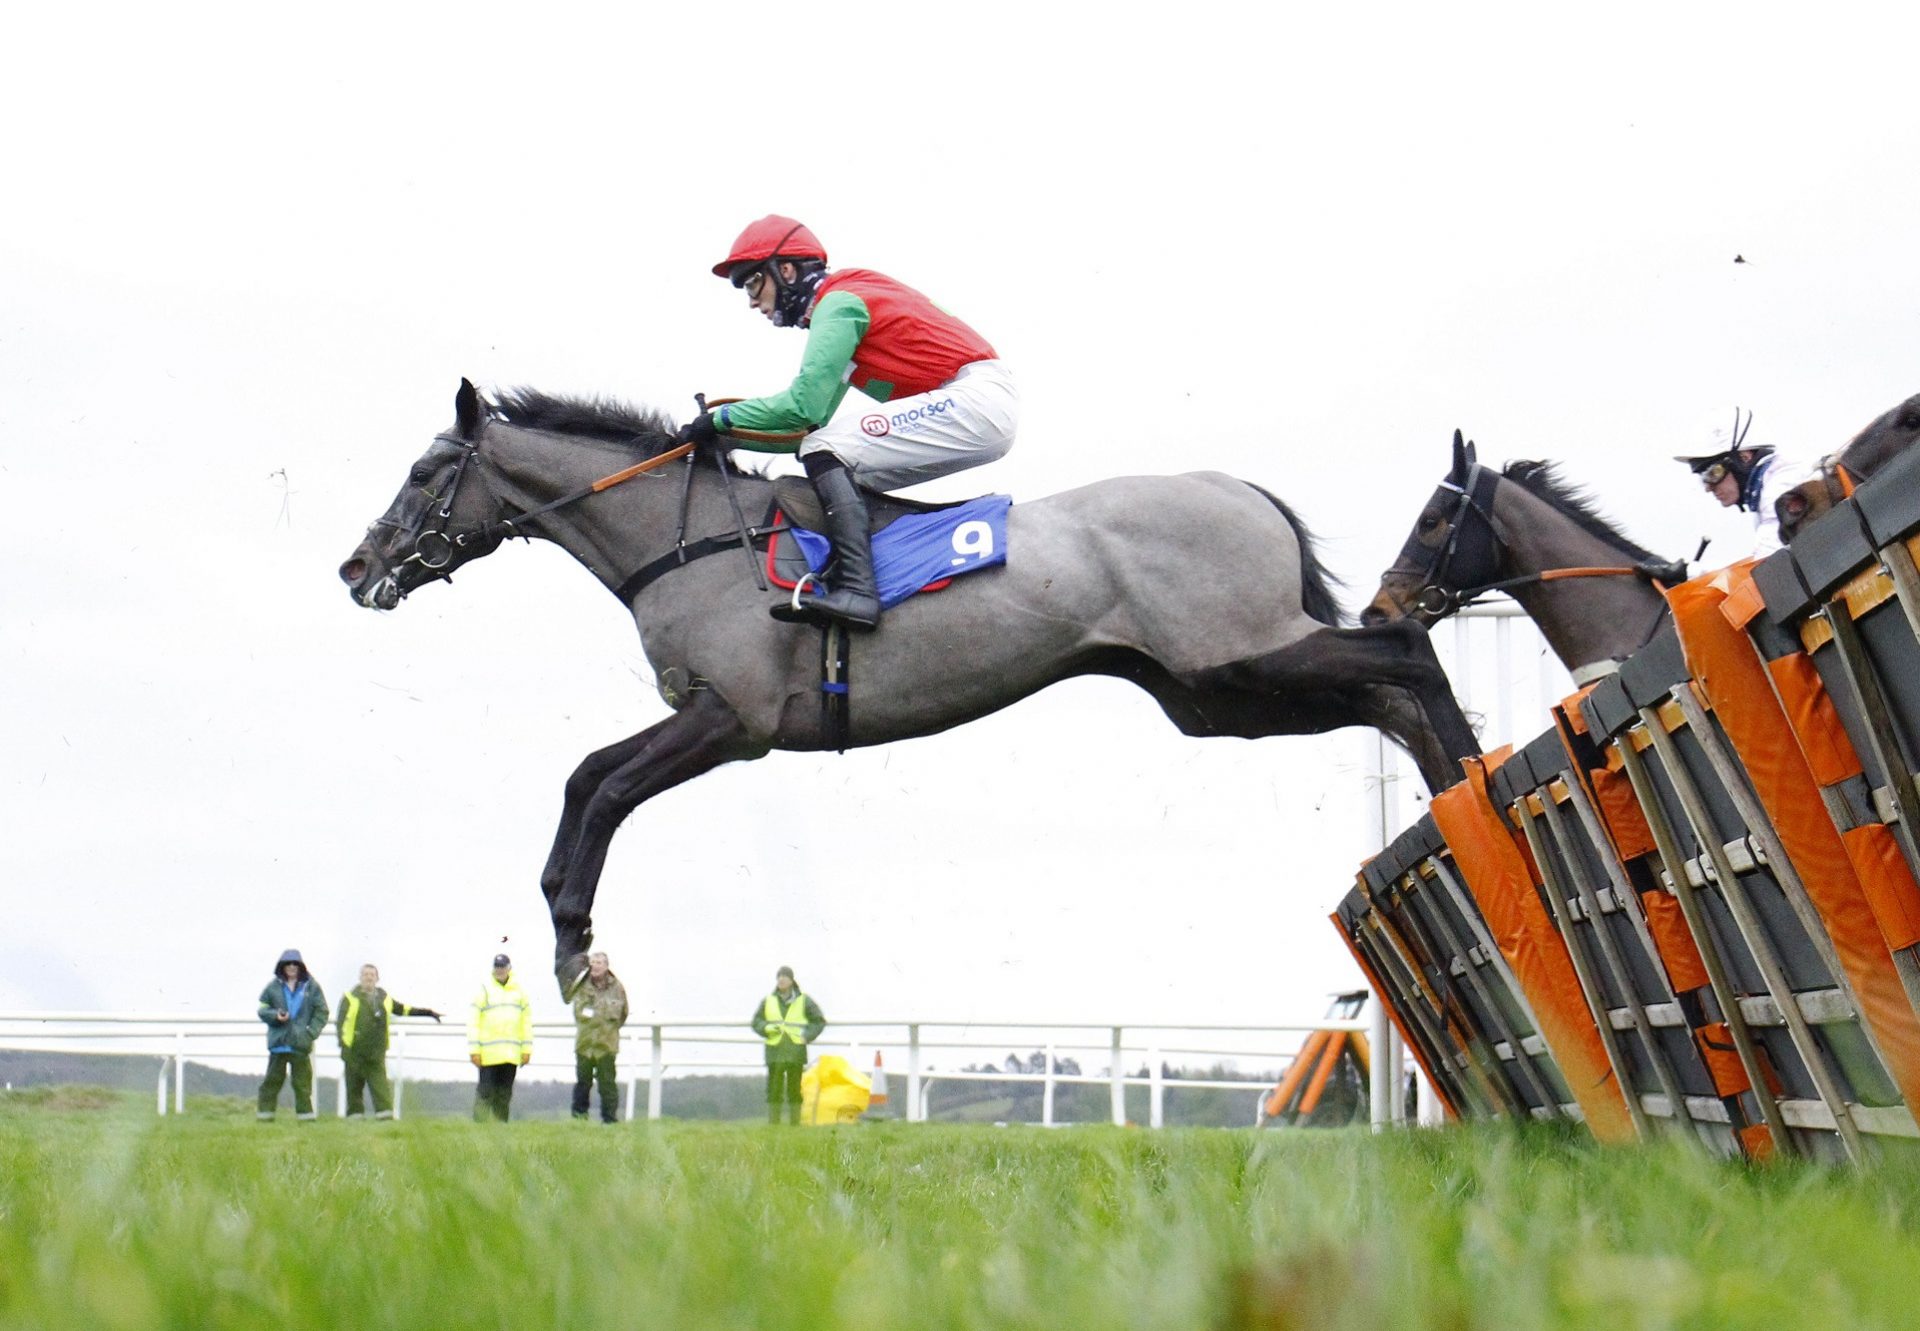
[1697,460,1732,486]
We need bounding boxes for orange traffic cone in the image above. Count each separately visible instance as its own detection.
[869,1050,890,1112]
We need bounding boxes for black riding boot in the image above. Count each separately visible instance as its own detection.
[770,458,881,631]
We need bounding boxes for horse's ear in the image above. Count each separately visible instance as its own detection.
[455,378,482,440]
[1450,429,1474,480]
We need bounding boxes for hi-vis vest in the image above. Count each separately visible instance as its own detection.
[340,990,398,1054]
[762,993,811,1047]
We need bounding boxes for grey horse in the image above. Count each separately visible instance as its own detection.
[1362,432,1683,678]
[340,380,1480,993]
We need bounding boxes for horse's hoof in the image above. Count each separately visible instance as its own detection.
[556,953,590,1001]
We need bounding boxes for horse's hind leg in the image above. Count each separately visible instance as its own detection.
[1194,620,1479,791]
[545,691,767,995]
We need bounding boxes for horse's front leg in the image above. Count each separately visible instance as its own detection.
[1196,619,1479,792]
[1313,619,1481,791]
[538,727,668,910]
[547,691,767,996]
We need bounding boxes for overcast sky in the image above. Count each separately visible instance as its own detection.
[5,4,1917,1048]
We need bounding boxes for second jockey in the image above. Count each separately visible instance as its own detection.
[1673,406,1813,557]
[677,215,1018,631]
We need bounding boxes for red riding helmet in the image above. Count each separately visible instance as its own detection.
[712,215,828,282]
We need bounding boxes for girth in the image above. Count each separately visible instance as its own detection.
[613,500,787,604]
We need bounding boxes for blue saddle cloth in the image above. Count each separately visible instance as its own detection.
[786,495,1010,609]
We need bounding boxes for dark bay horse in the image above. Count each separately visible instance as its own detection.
[1362,432,1683,679]
[1777,392,1920,541]
[339,381,1480,992]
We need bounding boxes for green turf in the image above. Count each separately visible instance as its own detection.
[5,1093,1920,1329]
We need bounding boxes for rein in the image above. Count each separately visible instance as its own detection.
[1437,562,1688,612]
[369,432,697,577]
[1388,463,1687,617]
[484,441,696,544]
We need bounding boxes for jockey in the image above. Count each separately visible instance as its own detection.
[1673,406,1812,557]
[675,215,1018,631]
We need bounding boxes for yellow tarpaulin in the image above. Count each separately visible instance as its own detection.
[800,1055,872,1126]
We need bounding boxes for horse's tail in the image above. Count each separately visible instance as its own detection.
[1241,481,1348,627]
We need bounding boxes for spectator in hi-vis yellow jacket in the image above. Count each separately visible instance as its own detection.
[468,953,532,1122]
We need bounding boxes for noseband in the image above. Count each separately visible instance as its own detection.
[364,433,488,589]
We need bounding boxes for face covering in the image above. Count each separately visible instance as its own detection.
[771,264,827,328]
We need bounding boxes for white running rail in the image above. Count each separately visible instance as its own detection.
[0,1010,1390,1127]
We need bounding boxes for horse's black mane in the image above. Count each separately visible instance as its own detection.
[1501,460,1660,561]
[491,387,676,450]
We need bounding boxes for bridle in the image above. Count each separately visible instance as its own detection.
[363,398,805,606]
[365,428,704,602]
[1383,463,1507,617]
[363,433,493,591]
[1384,462,1688,619]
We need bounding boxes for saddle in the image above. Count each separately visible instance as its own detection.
[765,489,1012,609]
[769,475,968,536]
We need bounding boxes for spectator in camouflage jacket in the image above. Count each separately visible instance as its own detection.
[571,951,628,1123]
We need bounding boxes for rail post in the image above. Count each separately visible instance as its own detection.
[1369,994,1392,1132]
[1452,616,1474,699]
[1494,612,1514,743]
[647,1024,663,1121]
[336,1054,347,1118]
[156,1057,169,1117]
[1110,1026,1126,1126]
[394,1029,407,1121]
[907,1024,922,1123]
[623,1029,638,1123]
[1417,1068,1446,1125]
[174,1030,185,1114]
[1042,1043,1056,1127]
[1388,1023,1406,1123]
[1149,1044,1165,1130]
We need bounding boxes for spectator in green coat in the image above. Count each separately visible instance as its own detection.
[256,948,328,1121]
[337,963,441,1120]
[570,951,629,1123]
[750,966,825,1125]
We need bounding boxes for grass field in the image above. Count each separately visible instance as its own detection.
[6,1090,1920,1329]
